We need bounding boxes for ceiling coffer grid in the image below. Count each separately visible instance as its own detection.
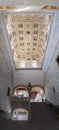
[4,14,52,69]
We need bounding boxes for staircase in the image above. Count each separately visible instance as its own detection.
[30,102,56,121]
[0,102,59,130]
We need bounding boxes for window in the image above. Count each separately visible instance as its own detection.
[20,61,25,68]
[12,109,28,120]
[30,85,45,102]
[32,60,38,68]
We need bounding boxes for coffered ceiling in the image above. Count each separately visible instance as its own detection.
[0,1,58,69]
[4,13,52,69]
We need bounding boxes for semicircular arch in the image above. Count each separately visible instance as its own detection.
[13,85,29,97]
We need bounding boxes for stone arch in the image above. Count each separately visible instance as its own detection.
[12,108,28,120]
[30,85,45,102]
[13,85,29,97]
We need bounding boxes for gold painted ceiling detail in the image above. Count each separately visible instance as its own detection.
[41,5,59,10]
[0,6,15,11]
[0,5,59,11]
[4,14,52,69]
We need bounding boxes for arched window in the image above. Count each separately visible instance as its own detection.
[30,85,45,102]
[12,108,28,120]
[13,85,29,97]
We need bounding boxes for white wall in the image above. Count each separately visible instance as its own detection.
[0,14,14,113]
[45,13,59,105]
[45,45,59,105]
[14,70,44,88]
[0,0,59,7]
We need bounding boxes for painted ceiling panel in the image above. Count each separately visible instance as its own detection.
[4,14,52,69]
[0,5,59,11]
